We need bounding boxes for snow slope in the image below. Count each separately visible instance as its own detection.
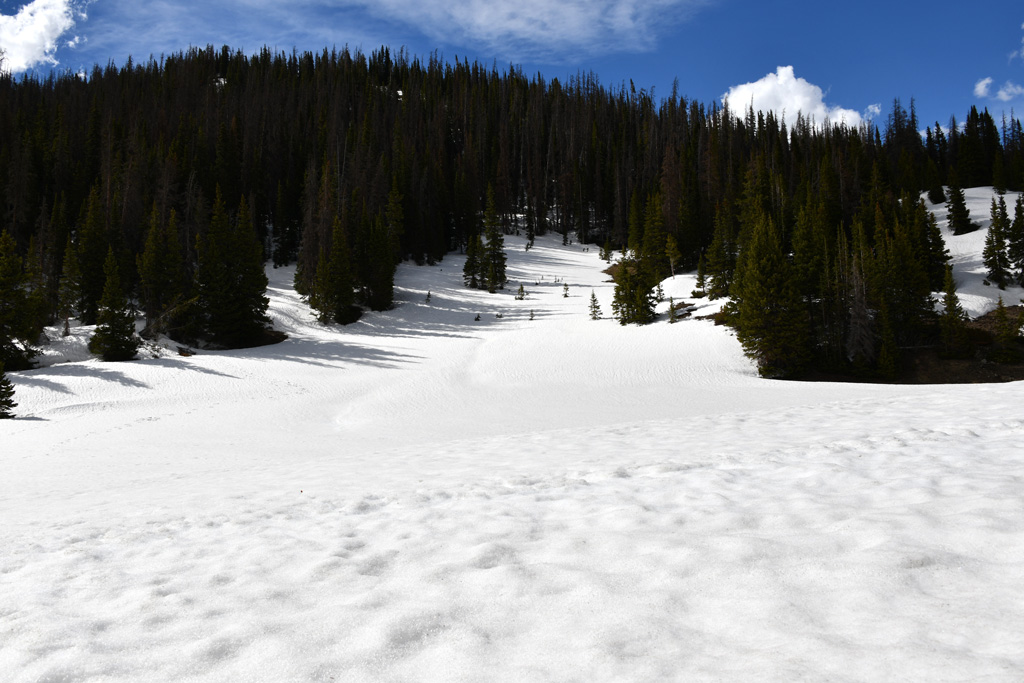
[2,212,1024,681]
[928,187,1024,317]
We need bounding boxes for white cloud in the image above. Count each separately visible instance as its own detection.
[1012,22,1024,61]
[349,0,711,59]
[0,0,84,73]
[721,66,868,127]
[974,77,993,98]
[995,80,1024,102]
[864,103,882,120]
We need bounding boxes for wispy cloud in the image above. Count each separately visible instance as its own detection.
[721,66,873,127]
[1010,21,1024,62]
[66,0,713,70]
[348,0,712,60]
[0,0,85,72]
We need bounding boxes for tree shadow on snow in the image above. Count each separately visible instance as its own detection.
[18,364,150,389]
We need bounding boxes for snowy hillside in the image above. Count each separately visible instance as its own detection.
[3,207,1024,681]
[928,187,1024,317]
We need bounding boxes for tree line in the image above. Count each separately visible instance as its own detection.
[2,44,1024,378]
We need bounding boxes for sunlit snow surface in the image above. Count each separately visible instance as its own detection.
[2,193,1024,681]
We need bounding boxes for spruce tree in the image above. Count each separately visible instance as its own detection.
[732,214,810,378]
[665,234,682,278]
[1008,194,1024,285]
[365,216,397,310]
[308,215,359,324]
[990,296,1023,363]
[89,248,140,361]
[137,207,185,330]
[845,252,875,368]
[56,236,82,336]
[705,208,737,299]
[463,234,480,288]
[195,191,270,347]
[946,178,977,235]
[983,197,1011,289]
[482,187,507,292]
[611,254,656,325]
[589,290,601,320]
[76,185,108,325]
[694,254,707,295]
[939,265,970,358]
[0,230,36,370]
[0,362,16,419]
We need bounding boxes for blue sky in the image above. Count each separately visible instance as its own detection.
[2,0,1023,131]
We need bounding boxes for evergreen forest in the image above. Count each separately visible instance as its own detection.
[2,45,1024,376]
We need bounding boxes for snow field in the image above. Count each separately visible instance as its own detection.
[2,219,1024,681]
[930,188,1024,317]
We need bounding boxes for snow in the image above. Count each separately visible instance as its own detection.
[927,187,1024,317]
[3,206,1024,681]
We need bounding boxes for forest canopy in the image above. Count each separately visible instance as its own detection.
[1,45,1022,374]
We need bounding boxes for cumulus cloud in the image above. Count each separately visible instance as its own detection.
[1011,22,1024,62]
[974,77,993,98]
[721,66,870,127]
[0,0,84,72]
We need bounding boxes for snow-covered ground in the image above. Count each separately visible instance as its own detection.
[2,193,1024,681]
[929,187,1024,317]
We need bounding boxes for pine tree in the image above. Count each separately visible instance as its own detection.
[310,215,359,323]
[137,207,185,330]
[732,214,810,378]
[563,283,569,298]
[0,362,16,419]
[516,284,525,300]
[611,254,656,325]
[76,185,108,325]
[0,230,36,370]
[946,178,977,235]
[463,233,480,288]
[482,186,507,292]
[665,234,682,278]
[365,215,397,310]
[1008,194,1024,285]
[694,254,707,295]
[845,251,874,368]
[195,190,270,347]
[589,290,601,319]
[668,296,678,323]
[983,197,1011,289]
[990,296,1023,363]
[939,265,970,358]
[56,236,82,336]
[88,248,140,361]
[705,207,737,299]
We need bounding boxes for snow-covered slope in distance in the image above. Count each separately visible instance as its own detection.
[2,201,1023,681]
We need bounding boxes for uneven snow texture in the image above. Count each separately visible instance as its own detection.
[3,209,1024,681]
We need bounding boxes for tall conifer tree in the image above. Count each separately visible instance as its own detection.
[89,248,140,361]
[482,186,507,292]
[983,197,1011,289]
[0,362,16,419]
[732,215,810,378]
